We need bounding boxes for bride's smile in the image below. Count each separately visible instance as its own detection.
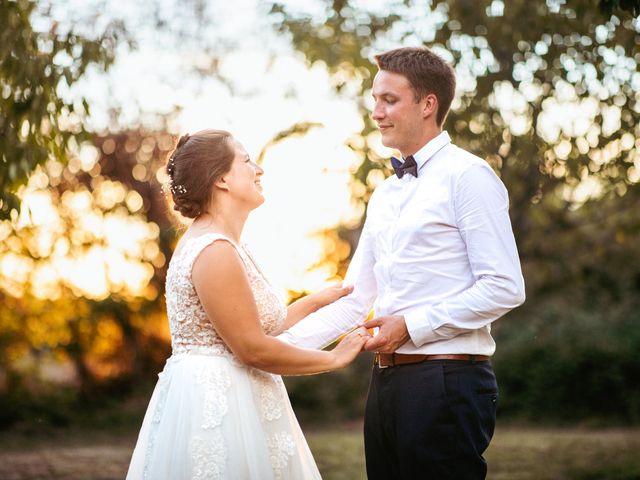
[218,139,265,208]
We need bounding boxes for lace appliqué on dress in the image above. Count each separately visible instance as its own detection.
[191,432,227,480]
[240,246,287,336]
[250,369,284,422]
[164,235,287,356]
[187,364,231,477]
[143,370,171,480]
[195,364,231,429]
[268,432,296,480]
[165,235,235,357]
[155,234,292,479]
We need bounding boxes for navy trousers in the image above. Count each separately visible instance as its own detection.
[364,360,498,480]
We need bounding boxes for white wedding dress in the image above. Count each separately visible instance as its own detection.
[126,233,322,479]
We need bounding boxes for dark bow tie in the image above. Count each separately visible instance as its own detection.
[391,155,418,178]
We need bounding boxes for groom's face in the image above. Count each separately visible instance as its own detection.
[371,70,427,157]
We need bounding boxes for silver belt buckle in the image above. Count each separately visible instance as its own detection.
[375,352,389,369]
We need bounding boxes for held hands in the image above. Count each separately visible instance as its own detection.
[331,326,371,368]
[311,283,354,310]
[362,315,410,353]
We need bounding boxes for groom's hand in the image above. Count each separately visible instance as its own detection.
[361,315,410,353]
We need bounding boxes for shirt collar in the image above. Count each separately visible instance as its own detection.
[404,130,451,173]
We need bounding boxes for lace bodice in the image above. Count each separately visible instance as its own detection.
[165,233,287,356]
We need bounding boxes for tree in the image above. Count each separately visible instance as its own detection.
[0,0,121,219]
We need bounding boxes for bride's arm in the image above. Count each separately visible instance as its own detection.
[192,241,370,375]
[275,284,354,335]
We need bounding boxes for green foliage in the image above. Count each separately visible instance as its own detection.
[0,127,177,410]
[494,307,640,423]
[0,377,81,429]
[600,0,640,16]
[493,185,640,422]
[0,373,156,430]
[570,466,640,480]
[0,0,120,218]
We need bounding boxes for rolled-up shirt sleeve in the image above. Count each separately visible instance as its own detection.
[277,220,378,350]
[404,163,526,347]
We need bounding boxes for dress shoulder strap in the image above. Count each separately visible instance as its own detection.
[179,233,246,275]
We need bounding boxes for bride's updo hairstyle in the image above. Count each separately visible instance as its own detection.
[166,129,235,218]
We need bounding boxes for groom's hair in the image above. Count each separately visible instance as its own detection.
[374,47,456,127]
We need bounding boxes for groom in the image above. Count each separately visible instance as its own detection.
[278,46,525,479]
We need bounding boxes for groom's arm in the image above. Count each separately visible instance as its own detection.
[277,221,378,350]
[403,164,525,346]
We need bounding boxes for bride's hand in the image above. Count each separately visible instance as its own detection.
[311,283,354,310]
[331,327,371,368]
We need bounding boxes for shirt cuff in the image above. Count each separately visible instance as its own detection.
[404,308,441,347]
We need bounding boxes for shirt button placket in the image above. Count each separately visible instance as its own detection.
[385,201,400,310]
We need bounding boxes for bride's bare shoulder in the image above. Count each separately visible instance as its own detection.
[192,237,245,284]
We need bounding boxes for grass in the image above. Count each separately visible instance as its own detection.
[307,424,640,480]
[1,423,639,479]
[486,425,640,480]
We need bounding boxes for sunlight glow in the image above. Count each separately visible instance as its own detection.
[0,173,163,301]
[244,129,362,294]
[21,0,376,301]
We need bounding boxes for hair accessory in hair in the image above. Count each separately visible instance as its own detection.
[166,157,176,176]
[170,183,187,195]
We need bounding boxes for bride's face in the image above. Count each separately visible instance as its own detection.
[218,140,265,208]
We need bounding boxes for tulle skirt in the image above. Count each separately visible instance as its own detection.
[126,353,322,479]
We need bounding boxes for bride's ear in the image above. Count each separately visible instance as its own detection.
[214,175,230,191]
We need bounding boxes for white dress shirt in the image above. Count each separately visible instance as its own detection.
[278,131,525,356]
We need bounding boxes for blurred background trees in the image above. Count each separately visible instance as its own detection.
[0,126,177,427]
[1,0,639,429]
[0,0,122,218]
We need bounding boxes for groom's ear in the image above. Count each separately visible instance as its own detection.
[422,93,438,120]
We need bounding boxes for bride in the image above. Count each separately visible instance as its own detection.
[126,129,370,479]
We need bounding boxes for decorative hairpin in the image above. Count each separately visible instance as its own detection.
[166,158,176,177]
[170,183,187,195]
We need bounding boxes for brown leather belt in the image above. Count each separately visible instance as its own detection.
[374,352,490,368]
